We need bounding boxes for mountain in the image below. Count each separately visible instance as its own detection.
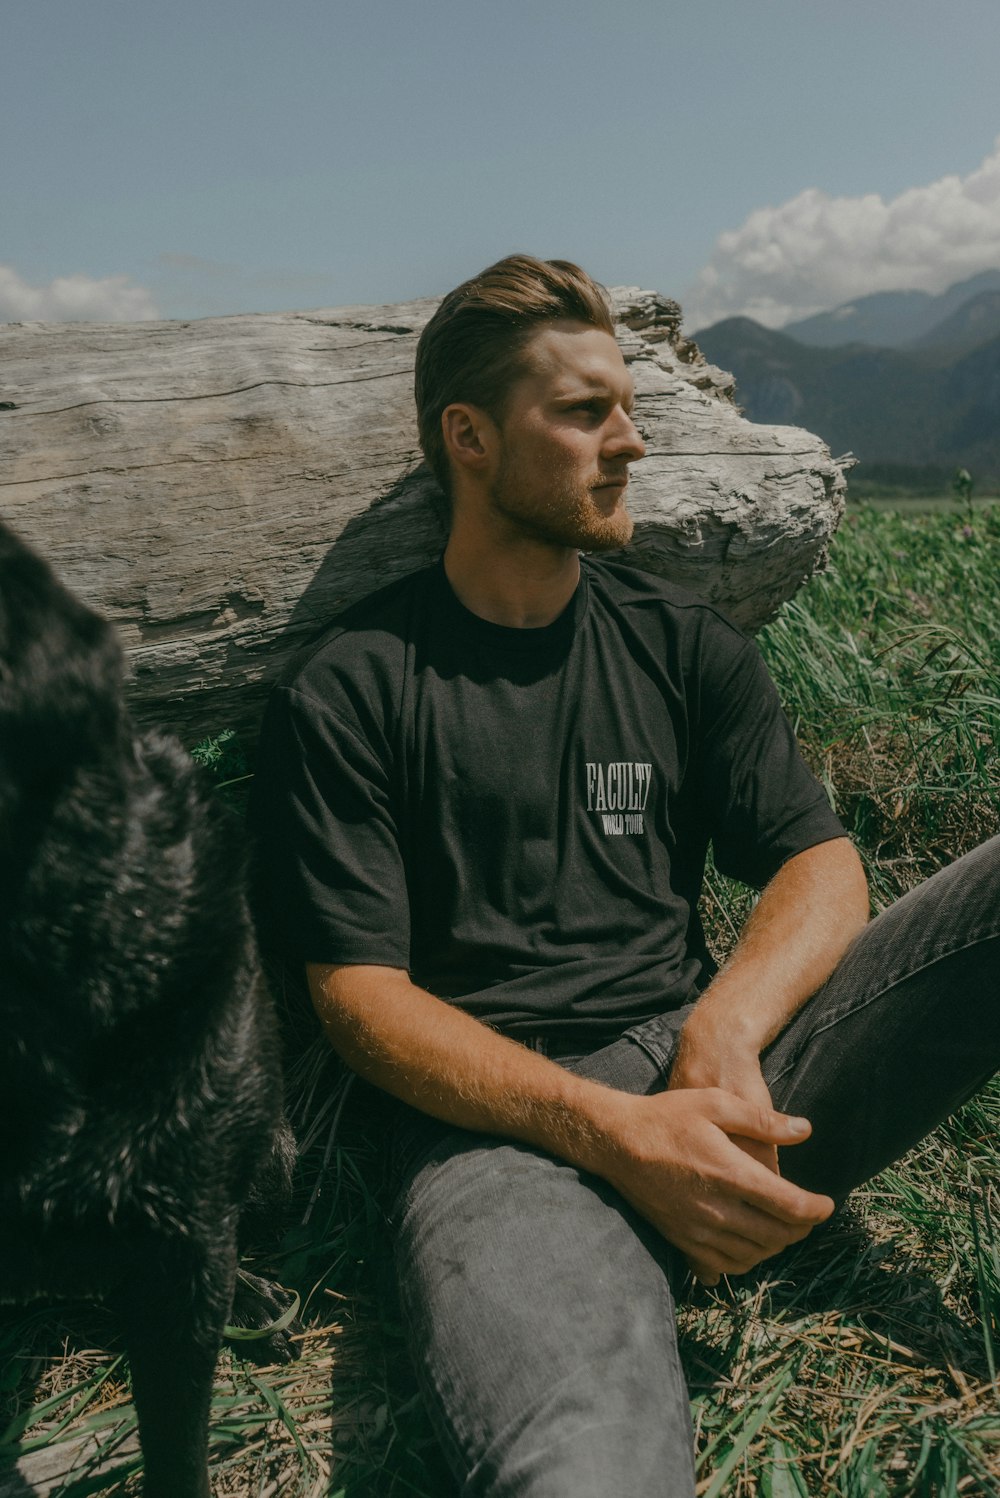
[910,288,1000,356]
[693,315,1000,481]
[780,270,1000,349]
[783,289,939,349]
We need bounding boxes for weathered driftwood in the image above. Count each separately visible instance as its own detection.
[0,289,850,747]
[0,1423,140,1496]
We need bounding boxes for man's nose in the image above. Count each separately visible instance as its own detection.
[605,408,646,463]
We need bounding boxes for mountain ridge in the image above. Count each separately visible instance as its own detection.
[693,309,1000,483]
[776,270,1000,349]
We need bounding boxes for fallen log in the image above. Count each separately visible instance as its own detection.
[0,288,850,747]
[0,1424,140,1497]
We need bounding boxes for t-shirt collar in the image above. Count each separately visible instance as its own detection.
[433,554,589,655]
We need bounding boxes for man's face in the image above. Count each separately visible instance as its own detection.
[487,320,646,552]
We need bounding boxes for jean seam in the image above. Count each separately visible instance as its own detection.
[408,1310,474,1485]
[768,927,1000,1087]
[623,1032,676,1083]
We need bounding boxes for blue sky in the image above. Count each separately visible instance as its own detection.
[4,0,1000,329]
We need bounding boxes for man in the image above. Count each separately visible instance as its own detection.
[253,255,999,1496]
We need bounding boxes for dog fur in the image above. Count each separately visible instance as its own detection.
[0,520,297,1498]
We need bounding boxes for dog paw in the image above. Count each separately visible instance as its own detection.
[225,1269,303,1364]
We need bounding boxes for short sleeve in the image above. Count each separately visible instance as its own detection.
[694,629,847,889]
[250,684,411,968]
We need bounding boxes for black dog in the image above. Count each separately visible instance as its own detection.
[0,520,297,1498]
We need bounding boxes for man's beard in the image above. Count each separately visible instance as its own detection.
[488,447,634,553]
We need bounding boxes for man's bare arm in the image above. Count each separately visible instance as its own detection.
[668,836,867,1239]
[307,962,835,1281]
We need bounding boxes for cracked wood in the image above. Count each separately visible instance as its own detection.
[0,287,850,747]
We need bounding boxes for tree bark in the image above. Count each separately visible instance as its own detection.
[0,288,850,747]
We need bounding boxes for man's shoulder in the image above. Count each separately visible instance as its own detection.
[277,560,438,699]
[583,555,750,646]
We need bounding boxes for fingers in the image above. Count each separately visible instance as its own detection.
[709,1089,813,1147]
[730,1134,781,1175]
[699,1092,835,1225]
[688,1257,722,1287]
[616,1089,834,1275]
[734,1152,834,1227]
[720,1197,815,1254]
[687,1236,767,1285]
[693,1197,815,1266]
[687,1209,816,1285]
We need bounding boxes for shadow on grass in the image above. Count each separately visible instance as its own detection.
[679,1204,992,1395]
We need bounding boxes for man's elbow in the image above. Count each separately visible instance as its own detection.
[305,961,412,1031]
[783,837,869,936]
[818,836,870,934]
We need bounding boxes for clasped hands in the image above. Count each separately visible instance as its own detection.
[601,1013,834,1287]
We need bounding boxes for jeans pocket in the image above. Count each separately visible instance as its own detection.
[622,1002,697,1084]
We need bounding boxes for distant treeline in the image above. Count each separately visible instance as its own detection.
[847,463,968,501]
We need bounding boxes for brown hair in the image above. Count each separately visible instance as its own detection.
[414,254,615,494]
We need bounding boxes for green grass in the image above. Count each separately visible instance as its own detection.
[760,503,1000,901]
[2,505,998,1496]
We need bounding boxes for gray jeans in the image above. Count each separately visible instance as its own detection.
[388,838,1000,1496]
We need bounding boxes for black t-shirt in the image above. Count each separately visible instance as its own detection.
[251,556,846,1040]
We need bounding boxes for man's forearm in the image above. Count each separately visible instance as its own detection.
[671,836,869,1091]
[307,960,836,1281]
[307,961,622,1173]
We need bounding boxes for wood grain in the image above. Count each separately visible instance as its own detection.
[0,288,850,746]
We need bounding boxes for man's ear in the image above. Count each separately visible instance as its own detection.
[441,403,498,478]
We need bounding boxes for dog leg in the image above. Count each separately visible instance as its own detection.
[114,1235,236,1498]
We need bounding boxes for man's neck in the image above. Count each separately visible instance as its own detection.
[443,526,581,629]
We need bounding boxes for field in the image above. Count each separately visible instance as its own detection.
[1,504,998,1497]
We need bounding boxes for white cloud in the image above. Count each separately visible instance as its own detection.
[0,264,159,323]
[685,138,1000,330]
